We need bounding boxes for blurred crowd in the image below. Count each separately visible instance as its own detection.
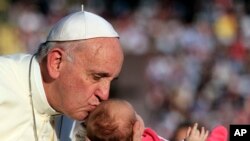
[1,0,250,140]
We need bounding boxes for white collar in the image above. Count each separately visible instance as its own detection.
[30,56,59,115]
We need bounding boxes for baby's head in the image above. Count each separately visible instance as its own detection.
[86,99,137,141]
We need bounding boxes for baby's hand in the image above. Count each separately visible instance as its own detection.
[185,123,209,141]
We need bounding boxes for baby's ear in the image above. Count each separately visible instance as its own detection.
[206,125,228,141]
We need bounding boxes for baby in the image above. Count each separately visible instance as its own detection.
[85,99,209,141]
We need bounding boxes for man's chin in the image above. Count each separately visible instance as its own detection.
[79,113,89,121]
[70,113,89,121]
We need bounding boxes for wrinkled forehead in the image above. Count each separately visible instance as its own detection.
[71,38,123,58]
[71,38,123,75]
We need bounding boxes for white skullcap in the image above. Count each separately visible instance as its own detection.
[46,11,119,41]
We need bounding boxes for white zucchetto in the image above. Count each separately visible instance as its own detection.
[47,11,119,41]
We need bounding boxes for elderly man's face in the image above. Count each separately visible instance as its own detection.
[54,38,124,120]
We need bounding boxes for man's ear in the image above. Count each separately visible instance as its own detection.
[46,48,65,79]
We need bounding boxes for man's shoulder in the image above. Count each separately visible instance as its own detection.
[0,53,31,62]
[0,53,32,72]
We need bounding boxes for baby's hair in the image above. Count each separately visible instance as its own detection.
[86,99,137,141]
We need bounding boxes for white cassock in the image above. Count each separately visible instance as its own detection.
[0,54,59,141]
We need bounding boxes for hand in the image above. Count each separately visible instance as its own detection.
[185,123,209,141]
[132,114,145,141]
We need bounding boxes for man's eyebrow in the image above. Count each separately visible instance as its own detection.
[99,73,120,80]
[92,71,120,79]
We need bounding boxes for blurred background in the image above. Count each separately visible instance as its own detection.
[1,0,250,139]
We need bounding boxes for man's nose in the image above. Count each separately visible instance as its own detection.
[96,81,110,101]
